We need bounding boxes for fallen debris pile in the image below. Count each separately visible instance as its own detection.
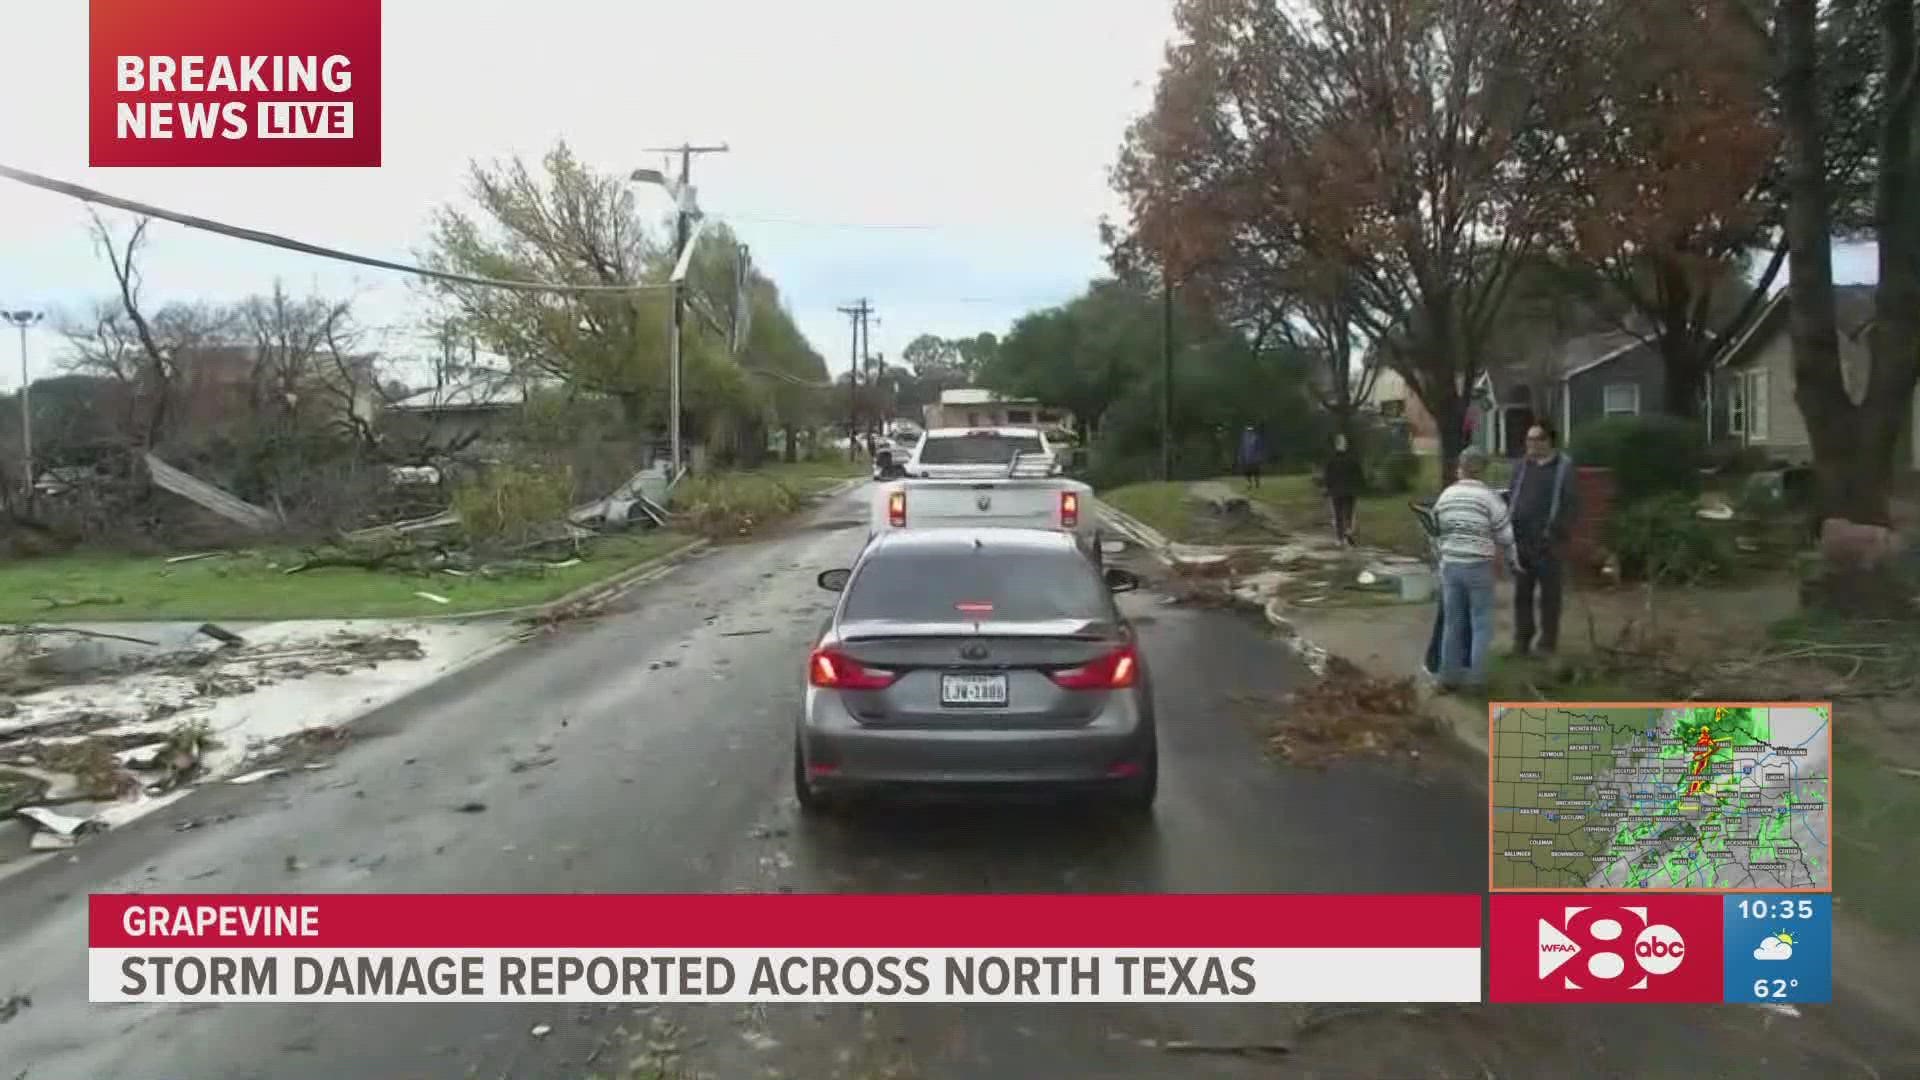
[1247,657,1440,768]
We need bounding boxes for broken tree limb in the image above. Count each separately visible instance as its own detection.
[143,453,281,532]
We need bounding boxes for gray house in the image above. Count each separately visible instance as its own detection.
[1471,329,1667,457]
[1707,285,1915,468]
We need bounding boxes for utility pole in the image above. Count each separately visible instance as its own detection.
[641,142,729,477]
[3,309,44,503]
[838,299,873,461]
[1161,263,1175,482]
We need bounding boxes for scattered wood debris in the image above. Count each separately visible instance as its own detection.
[1243,657,1439,768]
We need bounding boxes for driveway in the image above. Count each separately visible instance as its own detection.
[0,483,1912,1079]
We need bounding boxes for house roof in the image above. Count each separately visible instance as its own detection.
[1719,284,1877,369]
[1483,329,1649,394]
[389,369,533,412]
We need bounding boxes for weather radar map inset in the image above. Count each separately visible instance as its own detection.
[1490,703,1831,891]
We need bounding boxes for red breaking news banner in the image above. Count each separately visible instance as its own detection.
[88,894,1485,1004]
[1488,893,1725,1003]
[89,0,382,167]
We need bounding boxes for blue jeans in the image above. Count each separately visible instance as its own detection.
[1440,560,1496,688]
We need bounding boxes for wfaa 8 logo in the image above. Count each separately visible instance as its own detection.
[1490,894,1724,1003]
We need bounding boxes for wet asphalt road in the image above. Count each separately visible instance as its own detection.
[1,482,1916,1079]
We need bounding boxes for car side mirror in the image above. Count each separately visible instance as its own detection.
[1103,567,1140,593]
[817,568,852,592]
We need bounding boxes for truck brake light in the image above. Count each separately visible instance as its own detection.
[1060,491,1079,529]
[888,490,907,527]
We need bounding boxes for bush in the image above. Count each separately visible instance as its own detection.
[1604,493,1736,583]
[668,472,802,538]
[452,464,575,549]
[1705,439,1777,476]
[1569,415,1706,504]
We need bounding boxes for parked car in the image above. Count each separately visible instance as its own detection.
[798,528,1155,814]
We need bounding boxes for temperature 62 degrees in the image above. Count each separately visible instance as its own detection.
[1753,978,1800,1000]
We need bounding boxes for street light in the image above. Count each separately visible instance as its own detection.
[2,308,44,501]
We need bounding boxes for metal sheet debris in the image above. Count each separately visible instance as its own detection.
[144,453,281,532]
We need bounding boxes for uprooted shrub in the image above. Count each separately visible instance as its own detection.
[668,473,802,539]
[452,464,575,551]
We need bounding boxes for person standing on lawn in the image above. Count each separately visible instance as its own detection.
[1323,433,1364,546]
[1433,447,1518,691]
[1237,425,1266,489]
[1506,423,1579,655]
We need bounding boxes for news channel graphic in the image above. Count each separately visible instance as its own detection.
[1488,893,1833,1004]
[89,893,1486,1005]
[1489,702,1831,892]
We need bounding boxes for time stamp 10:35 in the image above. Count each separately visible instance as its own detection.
[1722,894,1832,1004]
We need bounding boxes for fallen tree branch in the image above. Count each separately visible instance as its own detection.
[0,625,160,646]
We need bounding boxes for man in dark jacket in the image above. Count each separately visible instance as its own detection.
[1505,423,1579,655]
[1323,434,1364,546]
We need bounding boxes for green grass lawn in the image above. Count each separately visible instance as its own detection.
[0,531,696,622]
[1832,730,1917,937]
[1096,481,1198,542]
[1241,474,1432,557]
[752,457,868,494]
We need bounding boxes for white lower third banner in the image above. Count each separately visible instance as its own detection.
[92,947,1482,1004]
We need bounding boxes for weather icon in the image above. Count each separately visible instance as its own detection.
[1754,931,1797,961]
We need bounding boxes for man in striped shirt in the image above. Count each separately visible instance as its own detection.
[1431,447,1518,690]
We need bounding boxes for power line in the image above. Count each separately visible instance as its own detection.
[0,163,674,297]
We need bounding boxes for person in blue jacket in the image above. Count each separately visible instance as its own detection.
[1237,425,1266,489]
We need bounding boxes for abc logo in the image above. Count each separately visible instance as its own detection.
[1633,925,1686,975]
[1538,907,1687,988]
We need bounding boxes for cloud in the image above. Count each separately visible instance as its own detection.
[1754,936,1793,961]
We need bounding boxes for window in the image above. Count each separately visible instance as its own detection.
[1602,383,1640,417]
[916,432,1044,465]
[1728,377,1746,435]
[843,545,1112,624]
[1747,369,1770,440]
[1380,399,1406,419]
[1006,409,1033,424]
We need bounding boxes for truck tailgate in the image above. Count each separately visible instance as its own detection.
[896,480,1070,531]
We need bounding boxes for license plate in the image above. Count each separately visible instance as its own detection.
[940,673,1008,707]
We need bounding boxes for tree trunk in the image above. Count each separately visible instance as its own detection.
[617,391,645,428]
[1658,335,1708,421]
[783,425,798,464]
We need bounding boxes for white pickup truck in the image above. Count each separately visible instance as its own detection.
[868,427,1104,564]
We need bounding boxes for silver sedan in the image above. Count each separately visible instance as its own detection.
[795,527,1157,814]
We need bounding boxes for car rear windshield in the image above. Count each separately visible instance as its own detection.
[843,545,1110,623]
[916,433,1043,465]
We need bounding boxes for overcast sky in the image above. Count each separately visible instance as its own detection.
[0,1,1880,395]
[0,0,1175,390]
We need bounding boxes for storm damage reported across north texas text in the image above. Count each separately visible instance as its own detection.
[107,952,1261,1003]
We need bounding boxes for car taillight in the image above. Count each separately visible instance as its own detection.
[1060,491,1079,528]
[888,491,907,527]
[1047,644,1138,690]
[809,648,898,690]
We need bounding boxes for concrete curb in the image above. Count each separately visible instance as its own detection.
[1093,499,1176,569]
[422,536,713,623]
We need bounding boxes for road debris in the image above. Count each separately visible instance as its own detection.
[18,806,103,849]
[0,993,29,1025]
[228,767,290,785]
[165,551,225,564]
[196,623,247,647]
[719,628,772,638]
[1156,1039,1291,1056]
[414,592,452,605]
[530,1023,553,1038]
[1243,656,1438,768]
[455,801,488,813]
